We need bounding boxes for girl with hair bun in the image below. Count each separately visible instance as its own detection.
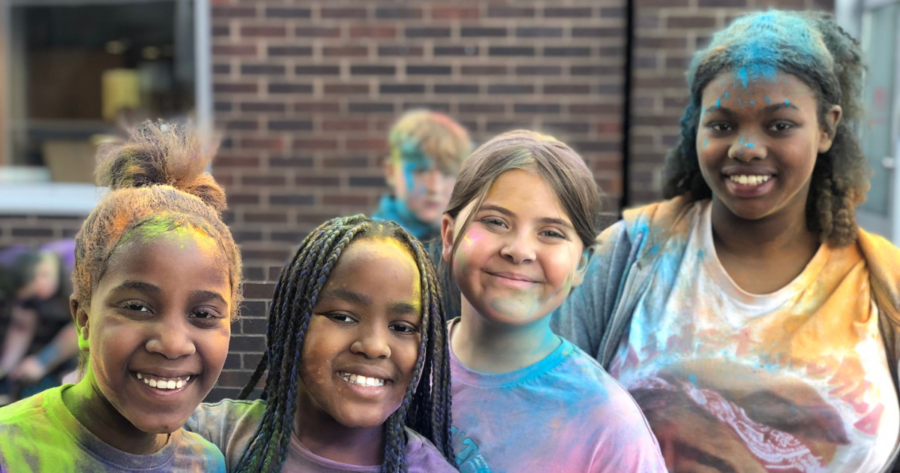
[0,121,241,472]
[553,11,900,472]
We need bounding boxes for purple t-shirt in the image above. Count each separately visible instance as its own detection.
[451,332,666,473]
[185,399,456,473]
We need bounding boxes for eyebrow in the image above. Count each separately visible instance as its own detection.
[478,204,575,230]
[390,301,421,316]
[322,288,371,306]
[112,281,227,305]
[704,102,800,115]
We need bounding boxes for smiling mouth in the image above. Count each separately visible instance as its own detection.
[727,174,772,186]
[339,371,389,388]
[133,372,195,391]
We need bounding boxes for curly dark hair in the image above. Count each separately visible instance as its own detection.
[234,216,454,473]
[662,11,869,246]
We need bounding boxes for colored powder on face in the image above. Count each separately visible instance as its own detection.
[737,99,744,107]
[716,98,722,107]
[765,96,771,104]
[739,136,745,146]
[749,100,755,106]
[690,374,698,385]
[724,91,729,99]
[747,143,754,148]
[785,99,790,105]
[703,139,708,148]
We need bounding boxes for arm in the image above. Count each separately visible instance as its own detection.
[551,221,633,360]
[0,307,38,376]
[10,322,78,383]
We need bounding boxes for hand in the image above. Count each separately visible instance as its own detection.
[10,356,48,384]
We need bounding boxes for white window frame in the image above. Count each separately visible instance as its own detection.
[0,0,212,217]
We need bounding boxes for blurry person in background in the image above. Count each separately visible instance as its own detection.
[0,240,78,404]
[373,110,473,242]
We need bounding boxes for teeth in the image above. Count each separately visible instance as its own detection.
[339,371,385,387]
[137,373,192,391]
[729,175,770,186]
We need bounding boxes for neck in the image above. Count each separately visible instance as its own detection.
[293,391,385,466]
[710,197,818,261]
[453,299,560,374]
[62,373,168,455]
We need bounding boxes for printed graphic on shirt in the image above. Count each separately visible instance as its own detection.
[609,202,899,473]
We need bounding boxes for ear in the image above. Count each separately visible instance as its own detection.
[383,157,396,187]
[440,214,456,264]
[571,246,595,288]
[70,295,90,351]
[818,105,843,154]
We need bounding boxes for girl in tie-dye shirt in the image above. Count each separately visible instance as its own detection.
[0,122,241,472]
[440,131,666,472]
[553,11,900,473]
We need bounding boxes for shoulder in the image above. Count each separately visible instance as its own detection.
[185,398,266,467]
[173,429,228,472]
[403,428,457,473]
[0,390,48,425]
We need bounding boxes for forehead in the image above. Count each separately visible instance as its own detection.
[701,72,816,106]
[483,169,570,217]
[328,238,420,289]
[101,228,230,295]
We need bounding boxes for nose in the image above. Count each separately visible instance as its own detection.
[145,319,196,359]
[418,169,444,195]
[350,325,392,360]
[728,135,766,162]
[499,232,536,264]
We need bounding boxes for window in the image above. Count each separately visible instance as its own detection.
[0,0,211,215]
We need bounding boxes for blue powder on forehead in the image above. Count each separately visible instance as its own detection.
[688,11,834,92]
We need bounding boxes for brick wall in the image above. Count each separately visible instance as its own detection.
[628,0,834,204]
[0,0,837,401]
[207,0,628,400]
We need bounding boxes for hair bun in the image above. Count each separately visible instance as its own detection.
[96,121,227,213]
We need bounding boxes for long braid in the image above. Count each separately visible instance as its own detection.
[234,216,455,473]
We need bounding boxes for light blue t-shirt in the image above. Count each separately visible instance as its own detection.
[450,325,666,473]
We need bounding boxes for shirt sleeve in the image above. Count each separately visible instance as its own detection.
[185,400,266,469]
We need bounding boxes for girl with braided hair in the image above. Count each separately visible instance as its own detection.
[439,130,665,472]
[0,121,241,472]
[186,216,456,473]
[552,10,900,472]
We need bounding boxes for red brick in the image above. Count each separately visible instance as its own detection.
[245,212,288,224]
[212,6,256,18]
[294,102,341,113]
[293,139,339,151]
[323,84,369,94]
[321,7,367,19]
[322,119,369,132]
[214,82,258,94]
[212,45,256,56]
[295,176,342,187]
[323,195,369,206]
[349,26,396,38]
[323,46,368,57]
[346,138,387,151]
[216,155,261,168]
[295,27,341,38]
[240,25,287,38]
[239,137,284,151]
[666,16,717,29]
[431,6,480,20]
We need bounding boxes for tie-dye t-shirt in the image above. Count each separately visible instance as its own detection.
[185,399,457,472]
[0,385,226,473]
[450,321,666,473]
[608,200,900,472]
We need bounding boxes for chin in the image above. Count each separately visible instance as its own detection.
[130,414,189,434]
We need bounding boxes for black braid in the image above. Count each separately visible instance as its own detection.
[234,215,455,473]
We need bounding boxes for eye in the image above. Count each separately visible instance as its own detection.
[769,121,795,133]
[325,313,357,324]
[121,300,150,312]
[540,229,567,240]
[390,322,420,334]
[481,217,507,228]
[191,307,224,320]
[707,122,734,133]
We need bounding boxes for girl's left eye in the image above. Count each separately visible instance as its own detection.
[481,217,507,228]
[191,308,224,320]
[326,313,356,324]
[769,121,794,132]
[540,229,566,239]
[122,301,150,312]
[390,323,420,334]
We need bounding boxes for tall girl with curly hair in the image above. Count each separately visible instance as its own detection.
[552,11,900,472]
[186,216,455,473]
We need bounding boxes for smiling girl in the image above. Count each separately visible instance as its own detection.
[440,130,665,472]
[0,121,241,472]
[553,11,900,472]
[186,216,455,473]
